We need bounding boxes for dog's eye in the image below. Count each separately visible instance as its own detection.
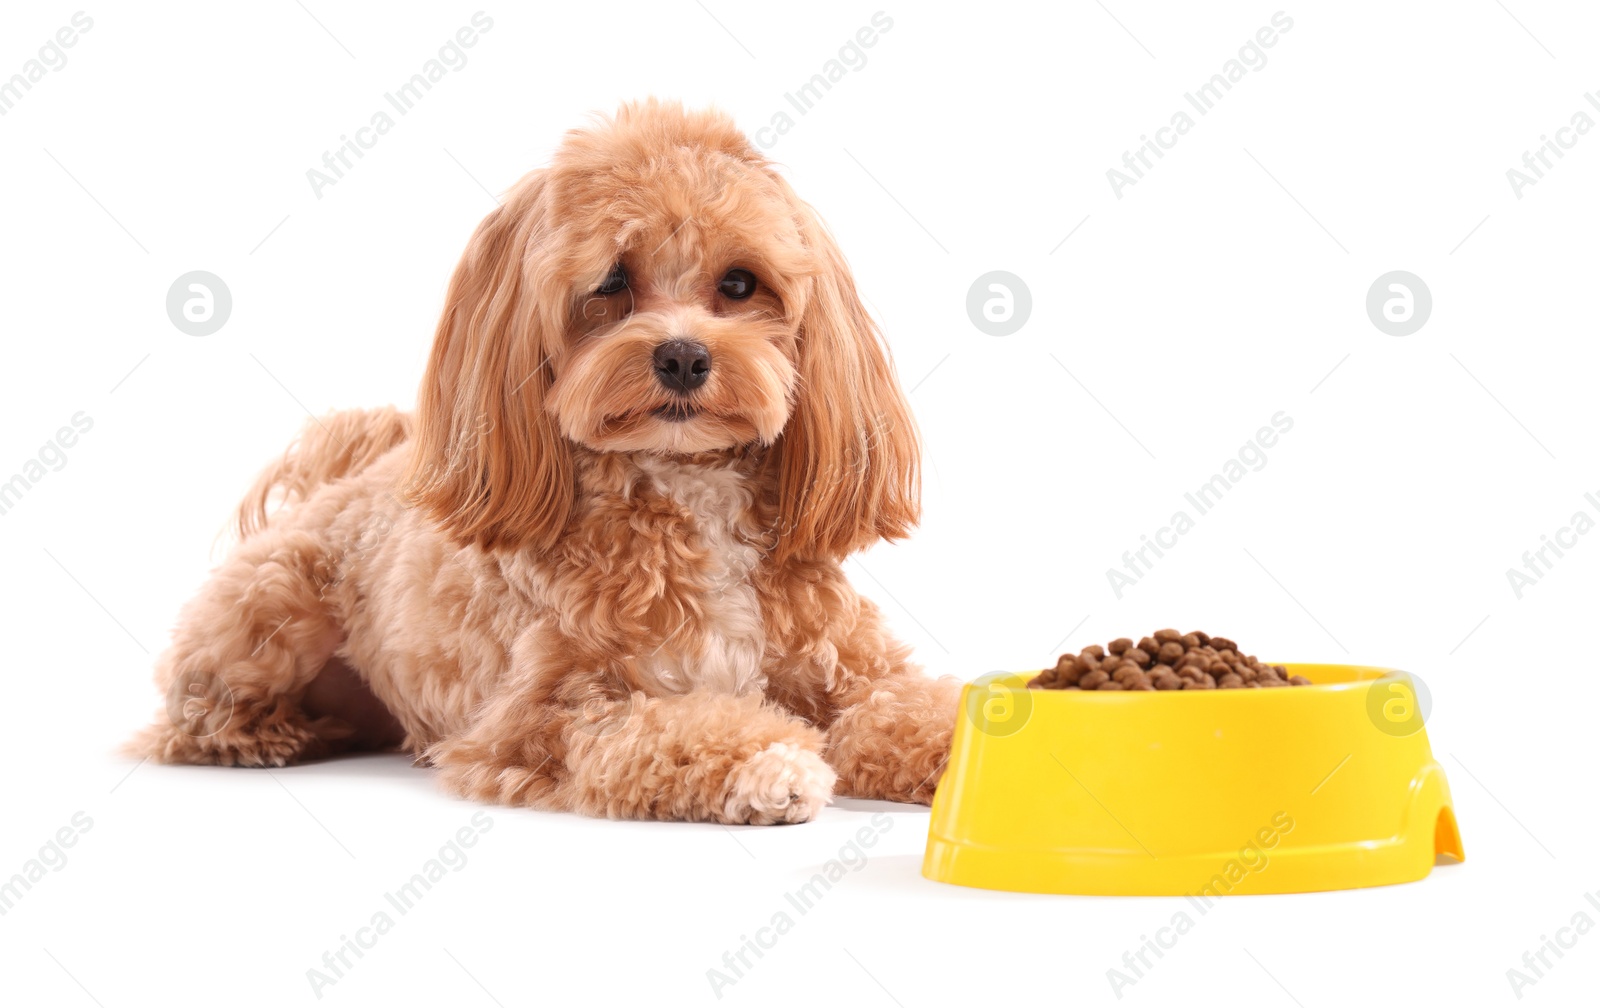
[717,268,756,300]
[597,264,628,295]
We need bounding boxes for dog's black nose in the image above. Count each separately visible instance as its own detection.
[652,339,711,393]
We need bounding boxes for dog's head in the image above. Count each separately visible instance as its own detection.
[405,100,919,560]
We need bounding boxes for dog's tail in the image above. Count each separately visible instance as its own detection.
[235,406,413,539]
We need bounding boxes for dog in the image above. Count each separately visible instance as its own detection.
[129,100,960,825]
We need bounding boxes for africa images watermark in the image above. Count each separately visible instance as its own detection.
[1505,490,1599,599]
[705,811,894,999]
[1505,93,1600,199]
[306,11,495,198]
[1106,411,1295,599]
[0,11,94,117]
[751,11,893,150]
[1106,11,1294,198]
[1107,811,1296,999]
[1505,887,1600,1000]
[306,811,494,999]
[0,412,95,518]
[0,811,94,916]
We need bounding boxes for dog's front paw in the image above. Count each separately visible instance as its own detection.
[127,706,321,768]
[903,731,952,806]
[719,742,836,825]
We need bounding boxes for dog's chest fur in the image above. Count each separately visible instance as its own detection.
[621,455,767,698]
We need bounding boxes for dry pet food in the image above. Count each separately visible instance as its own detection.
[1028,629,1313,691]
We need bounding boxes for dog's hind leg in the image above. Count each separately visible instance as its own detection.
[127,528,346,767]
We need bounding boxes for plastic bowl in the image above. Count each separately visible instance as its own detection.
[922,664,1463,896]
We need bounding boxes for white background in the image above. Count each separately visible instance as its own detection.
[2,1,1597,1005]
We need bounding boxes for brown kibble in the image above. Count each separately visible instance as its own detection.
[1027,631,1312,692]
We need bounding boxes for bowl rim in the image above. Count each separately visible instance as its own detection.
[980,662,1411,698]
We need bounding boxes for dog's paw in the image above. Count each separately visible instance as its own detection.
[126,711,318,768]
[719,742,836,825]
[902,722,954,805]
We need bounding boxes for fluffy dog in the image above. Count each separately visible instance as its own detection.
[130,100,959,825]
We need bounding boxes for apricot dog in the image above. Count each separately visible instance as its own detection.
[130,101,958,824]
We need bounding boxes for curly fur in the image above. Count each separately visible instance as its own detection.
[127,100,958,824]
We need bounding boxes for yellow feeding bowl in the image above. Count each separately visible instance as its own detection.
[923,664,1463,896]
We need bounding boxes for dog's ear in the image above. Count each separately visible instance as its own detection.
[770,198,921,562]
[404,171,574,550]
